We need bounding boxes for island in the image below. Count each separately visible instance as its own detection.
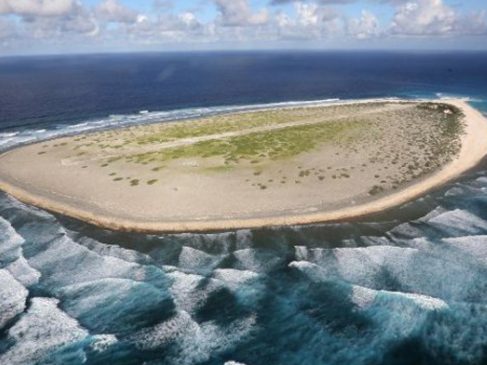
[0,99,486,233]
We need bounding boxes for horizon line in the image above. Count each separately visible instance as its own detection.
[2,48,487,59]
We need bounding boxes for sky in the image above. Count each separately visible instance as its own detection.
[0,0,486,55]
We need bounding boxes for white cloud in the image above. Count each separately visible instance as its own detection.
[390,0,456,36]
[0,0,486,54]
[214,0,269,27]
[18,6,98,40]
[178,12,201,30]
[96,0,139,24]
[0,0,76,17]
[272,3,343,39]
[296,3,320,26]
[348,10,379,39]
[0,0,98,44]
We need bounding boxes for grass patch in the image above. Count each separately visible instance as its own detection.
[127,118,366,167]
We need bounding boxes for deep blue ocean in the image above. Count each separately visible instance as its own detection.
[1,51,487,365]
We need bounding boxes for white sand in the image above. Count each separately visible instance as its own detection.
[0,99,486,233]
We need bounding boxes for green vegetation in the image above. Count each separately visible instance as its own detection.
[127,118,366,167]
[131,108,328,146]
[48,101,466,193]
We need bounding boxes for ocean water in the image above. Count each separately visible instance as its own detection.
[0,51,487,365]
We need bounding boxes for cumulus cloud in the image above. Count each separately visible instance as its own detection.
[96,0,139,24]
[348,10,379,39]
[214,0,269,27]
[295,3,339,26]
[0,0,486,54]
[271,3,343,41]
[390,0,456,35]
[18,5,98,39]
[296,3,322,26]
[271,0,356,4]
[0,0,76,17]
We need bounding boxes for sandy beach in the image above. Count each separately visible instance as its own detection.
[0,98,486,233]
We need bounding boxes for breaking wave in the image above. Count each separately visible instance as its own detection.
[3,96,439,152]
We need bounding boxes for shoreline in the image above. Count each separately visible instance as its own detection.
[0,96,442,154]
[0,98,486,233]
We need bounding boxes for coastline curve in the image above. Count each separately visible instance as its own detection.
[0,98,486,233]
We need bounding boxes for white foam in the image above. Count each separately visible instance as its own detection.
[360,236,394,246]
[27,235,143,287]
[443,235,487,264]
[213,268,259,289]
[290,260,450,314]
[233,248,283,273]
[90,334,118,353]
[174,231,236,254]
[0,132,18,138]
[397,292,449,311]
[336,245,417,266]
[76,235,153,265]
[351,285,377,309]
[131,310,199,351]
[420,206,448,221]
[213,268,263,307]
[178,246,223,273]
[0,216,24,260]
[352,285,448,311]
[58,277,155,319]
[235,230,254,250]
[435,92,474,102]
[7,256,41,287]
[0,269,28,328]
[288,260,331,282]
[167,271,222,314]
[0,297,88,365]
[427,209,487,235]
[131,309,257,365]
[294,246,309,261]
[402,237,435,250]
[388,222,425,238]
[198,314,257,360]
[0,97,424,153]
[295,245,419,288]
[130,310,209,364]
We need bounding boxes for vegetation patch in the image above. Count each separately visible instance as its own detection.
[127,118,365,167]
